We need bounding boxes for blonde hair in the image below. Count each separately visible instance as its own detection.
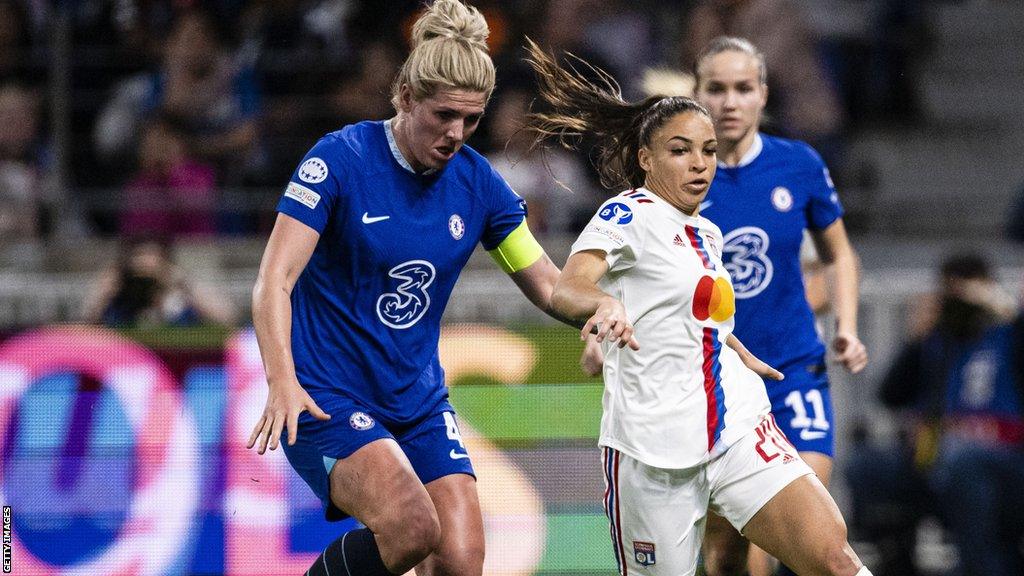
[694,36,767,87]
[390,0,496,109]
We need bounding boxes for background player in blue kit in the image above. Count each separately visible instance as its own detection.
[245,2,562,576]
[693,37,868,576]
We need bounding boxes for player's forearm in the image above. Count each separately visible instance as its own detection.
[550,276,614,325]
[252,275,300,387]
[830,246,860,335]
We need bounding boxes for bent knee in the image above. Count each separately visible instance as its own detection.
[821,534,861,576]
[399,506,443,557]
[702,555,748,576]
[427,539,486,576]
[375,499,442,570]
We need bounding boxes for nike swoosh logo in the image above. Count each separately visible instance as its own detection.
[362,212,390,224]
[799,430,828,440]
[698,200,713,212]
[449,449,470,460]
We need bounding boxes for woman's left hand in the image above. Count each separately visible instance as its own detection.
[832,332,868,374]
[740,351,784,381]
[727,333,783,381]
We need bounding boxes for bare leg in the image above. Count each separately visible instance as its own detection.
[742,475,862,576]
[415,474,486,576]
[744,451,833,575]
[329,439,442,573]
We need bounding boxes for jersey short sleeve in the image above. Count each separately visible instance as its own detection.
[480,166,528,251]
[571,197,645,273]
[276,136,343,234]
[800,143,844,231]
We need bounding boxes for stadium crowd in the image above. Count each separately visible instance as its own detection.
[0,0,928,242]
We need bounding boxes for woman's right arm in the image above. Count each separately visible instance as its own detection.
[552,249,639,350]
[248,213,331,454]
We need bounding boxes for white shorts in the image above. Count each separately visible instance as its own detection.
[601,415,814,576]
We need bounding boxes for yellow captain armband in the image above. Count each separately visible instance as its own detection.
[488,219,544,273]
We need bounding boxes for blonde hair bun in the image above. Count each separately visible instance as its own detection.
[411,0,490,52]
[391,0,496,109]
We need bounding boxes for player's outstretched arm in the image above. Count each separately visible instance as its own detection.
[726,333,783,381]
[551,250,639,350]
[508,251,561,315]
[249,213,330,455]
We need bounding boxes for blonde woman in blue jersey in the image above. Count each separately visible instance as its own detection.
[693,37,868,576]
[245,3,562,576]
[525,40,872,576]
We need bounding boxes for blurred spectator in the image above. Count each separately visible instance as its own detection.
[243,0,334,184]
[846,254,1024,576]
[0,0,45,87]
[550,0,658,97]
[120,116,217,238]
[485,88,599,236]
[1006,181,1024,242]
[94,8,261,183]
[83,237,235,328]
[862,0,928,125]
[326,41,401,128]
[0,83,49,241]
[678,0,844,157]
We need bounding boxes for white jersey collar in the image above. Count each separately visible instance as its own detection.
[384,118,420,175]
[718,133,763,168]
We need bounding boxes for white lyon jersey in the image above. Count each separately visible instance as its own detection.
[573,188,772,469]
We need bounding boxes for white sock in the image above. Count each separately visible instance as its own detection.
[856,567,874,576]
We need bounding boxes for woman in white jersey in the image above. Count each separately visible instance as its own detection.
[524,40,872,576]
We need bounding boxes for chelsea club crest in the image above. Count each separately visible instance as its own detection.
[449,214,465,240]
[349,412,375,430]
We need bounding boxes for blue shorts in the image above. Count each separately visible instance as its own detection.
[282,392,475,521]
[766,362,835,457]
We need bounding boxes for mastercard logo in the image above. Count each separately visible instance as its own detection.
[693,275,736,322]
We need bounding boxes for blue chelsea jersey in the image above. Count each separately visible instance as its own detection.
[701,134,843,375]
[276,120,526,425]
[940,324,1022,419]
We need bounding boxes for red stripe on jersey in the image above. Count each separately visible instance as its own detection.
[685,225,714,269]
[702,327,719,452]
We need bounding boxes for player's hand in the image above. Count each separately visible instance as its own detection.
[832,332,867,374]
[247,380,330,455]
[581,297,640,350]
[580,334,605,376]
[738,350,784,381]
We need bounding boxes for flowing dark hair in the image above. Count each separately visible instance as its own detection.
[524,38,711,189]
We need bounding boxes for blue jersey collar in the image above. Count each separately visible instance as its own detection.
[718,133,763,168]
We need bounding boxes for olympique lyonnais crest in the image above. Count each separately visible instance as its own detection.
[633,541,656,566]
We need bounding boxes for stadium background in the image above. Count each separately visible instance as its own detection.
[2,0,1024,574]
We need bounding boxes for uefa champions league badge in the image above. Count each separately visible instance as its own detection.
[771,186,793,212]
[448,214,465,240]
[349,412,375,430]
[633,541,656,566]
[298,157,329,184]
